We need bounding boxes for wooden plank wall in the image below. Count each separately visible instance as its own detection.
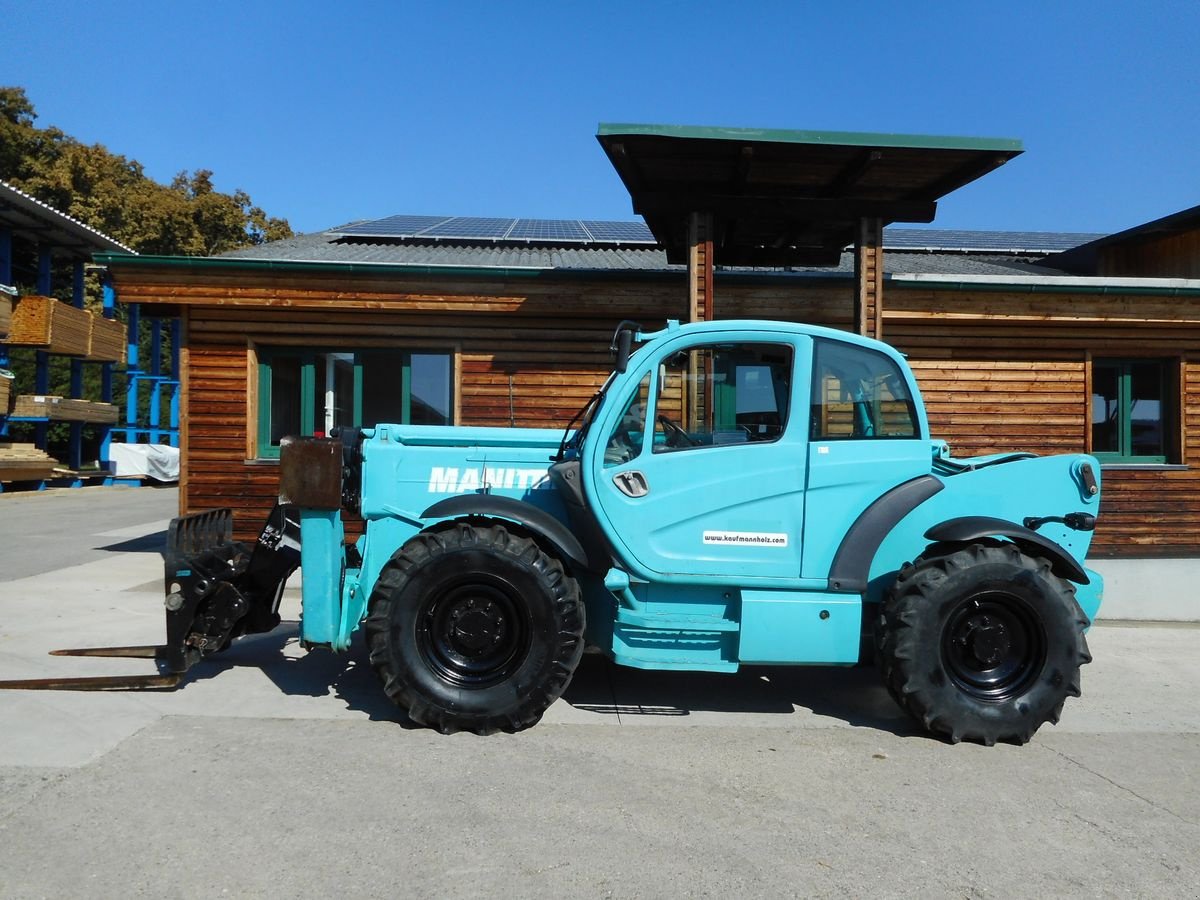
[907,360,1086,457]
[112,264,1200,559]
[116,269,852,540]
[1098,229,1200,278]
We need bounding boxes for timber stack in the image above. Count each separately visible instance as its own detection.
[86,316,126,363]
[2,295,93,356]
[0,442,59,483]
[10,395,119,423]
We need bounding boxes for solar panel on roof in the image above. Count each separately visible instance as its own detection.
[508,219,591,241]
[581,220,656,243]
[332,214,658,245]
[420,217,518,239]
[336,215,452,237]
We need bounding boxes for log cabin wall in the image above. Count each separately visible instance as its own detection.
[111,261,1200,559]
[112,265,854,540]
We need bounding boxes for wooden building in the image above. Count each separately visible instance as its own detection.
[97,128,1200,618]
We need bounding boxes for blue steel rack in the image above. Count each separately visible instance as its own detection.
[0,226,179,492]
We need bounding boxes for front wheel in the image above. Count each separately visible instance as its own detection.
[877,541,1091,746]
[365,522,584,734]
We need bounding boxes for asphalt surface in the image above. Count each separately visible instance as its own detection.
[0,487,1197,898]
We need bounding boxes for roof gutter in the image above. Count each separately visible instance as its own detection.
[91,253,856,286]
[889,273,1200,297]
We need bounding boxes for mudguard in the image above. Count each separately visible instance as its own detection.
[828,475,945,593]
[421,495,590,573]
[924,515,1089,584]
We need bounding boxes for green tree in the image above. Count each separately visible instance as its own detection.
[0,87,294,463]
[0,86,293,256]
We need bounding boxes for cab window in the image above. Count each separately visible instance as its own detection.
[810,339,918,440]
[604,373,651,466]
[653,343,793,453]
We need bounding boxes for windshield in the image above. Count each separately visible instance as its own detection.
[555,369,619,461]
[555,335,647,461]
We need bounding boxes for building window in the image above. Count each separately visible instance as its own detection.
[810,339,918,440]
[257,348,452,457]
[1091,359,1174,464]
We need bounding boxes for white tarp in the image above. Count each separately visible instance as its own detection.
[108,443,180,481]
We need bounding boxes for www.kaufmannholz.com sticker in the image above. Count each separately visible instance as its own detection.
[702,531,789,547]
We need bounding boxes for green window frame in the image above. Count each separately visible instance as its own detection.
[256,348,453,458]
[1091,358,1174,464]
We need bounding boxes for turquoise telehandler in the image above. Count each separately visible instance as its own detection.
[1,320,1102,745]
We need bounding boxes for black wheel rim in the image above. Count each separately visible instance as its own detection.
[941,591,1046,702]
[418,576,530,688]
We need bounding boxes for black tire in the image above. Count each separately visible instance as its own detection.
[364,522,585,735]
[877,541,1091,746]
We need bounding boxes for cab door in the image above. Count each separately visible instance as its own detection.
[584,332,810,582]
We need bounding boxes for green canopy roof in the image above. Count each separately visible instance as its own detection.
[597,123,1023,266]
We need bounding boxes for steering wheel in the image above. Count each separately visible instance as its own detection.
[657,414,696,448]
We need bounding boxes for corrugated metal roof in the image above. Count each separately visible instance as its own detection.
[882,228,1103,253]
[597,123,1025,266]
[219,228,1072,278]
[0,179,136,256]
[220,233,674,270]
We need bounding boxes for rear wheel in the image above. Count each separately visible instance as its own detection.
[877,541,1091,745]
[365,522,584,734]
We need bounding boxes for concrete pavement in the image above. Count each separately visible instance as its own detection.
[0,487,1197,897]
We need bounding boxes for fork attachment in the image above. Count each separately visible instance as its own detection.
[162,504,302,673]
[0,505,302,692]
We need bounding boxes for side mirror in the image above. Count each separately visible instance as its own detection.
[609,320,641,374]
[615,329,633,373]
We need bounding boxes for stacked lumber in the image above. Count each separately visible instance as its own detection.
[11,395,119,423]
[0,442,59,482]
[0,372,11,414]
[86,315,126,363]
[2,295,93,356]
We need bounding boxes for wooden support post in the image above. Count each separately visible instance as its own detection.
[854,217,884,340]
[687,211,715,322]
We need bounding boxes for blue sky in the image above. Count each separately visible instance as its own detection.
[5,0,1198,236]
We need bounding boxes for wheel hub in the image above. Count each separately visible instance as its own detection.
[942,592,1045,702]
[420,579,529,687]
[450,603,505,654]
[960,617,1011,667]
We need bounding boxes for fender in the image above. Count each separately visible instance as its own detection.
[421,495,589,573]
[925,516,1090,584]
[828,475,945,593]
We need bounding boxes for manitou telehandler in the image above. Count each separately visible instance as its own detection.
[1,320,1102,745]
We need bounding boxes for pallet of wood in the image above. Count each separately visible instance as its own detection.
[11,395,120,423]
[2,295,93,356]
[85,315,126,363]
[0,371,11,414]
[0,442,59,482]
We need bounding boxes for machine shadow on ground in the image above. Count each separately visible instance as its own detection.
[184,625,918,736]
[99,531,168,554]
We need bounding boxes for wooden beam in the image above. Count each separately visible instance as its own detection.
[854,217,884,339]
[824,149,882,197]
[687,212,715,321]
[635,193,936,224]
